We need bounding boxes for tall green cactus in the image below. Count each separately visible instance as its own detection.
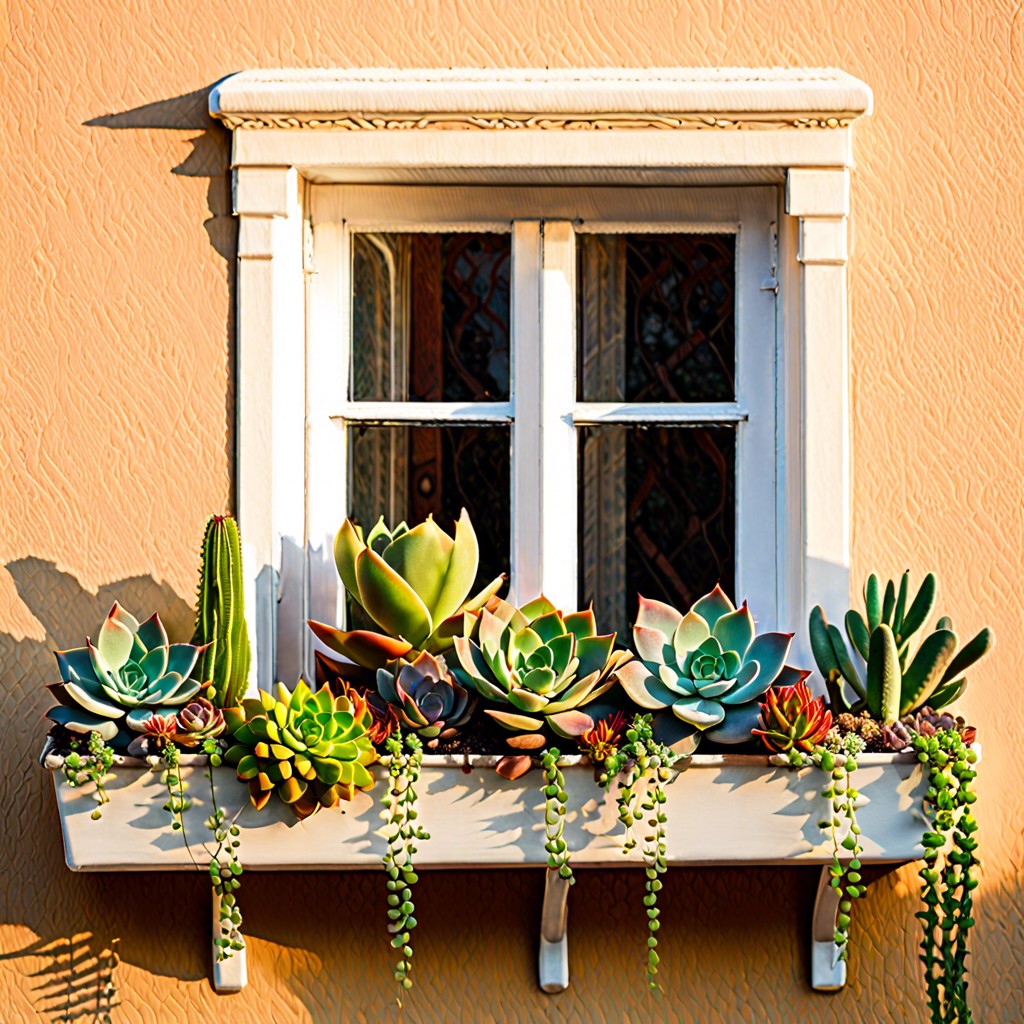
[192,515,251,708]
[809,572,993,724]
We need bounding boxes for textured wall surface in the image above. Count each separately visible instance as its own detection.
[1,2,1022,1021]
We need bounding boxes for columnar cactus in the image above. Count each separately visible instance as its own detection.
[809,572,994,724]
[46,604,204,752]
[308,509,505,670]
[617,586,799,751]
[192,515,251,708]
[451,596,632,743]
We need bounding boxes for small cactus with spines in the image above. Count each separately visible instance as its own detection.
[193,515,251,709]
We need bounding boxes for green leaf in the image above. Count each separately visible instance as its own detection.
[864,574,882,632]
[939,627,993,685]
[899,629,958,714]
[866,624,901,723]
[380,516,453,616]
[430,508,481,626]
[900,573,937,639]
[355,548,433,645]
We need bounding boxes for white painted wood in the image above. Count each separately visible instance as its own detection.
[511,221,543,605]
[811,865,847,991]
[51,755,928,871]
[572,402,748,424]
[539,870,570,993]
[330,401,513,423]
[798,217,848,265]
[538,222,578,611]
[786,168,851,217]
[212,892,248,992]
[234,166,295,217]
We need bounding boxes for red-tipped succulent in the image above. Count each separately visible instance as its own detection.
[753,677,833,753]
[580,710,628,762]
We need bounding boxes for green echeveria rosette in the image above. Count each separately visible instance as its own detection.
[617,585,798,752]
[223,680,378,820]
[451,595,633,744]
[307,509,505,671]
[375,650,475,742]
[46,602,205,752]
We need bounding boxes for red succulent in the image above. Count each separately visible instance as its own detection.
[753,678,832,753]
[580,711,628,762]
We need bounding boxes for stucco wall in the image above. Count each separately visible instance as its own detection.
[1,2,1022,1021]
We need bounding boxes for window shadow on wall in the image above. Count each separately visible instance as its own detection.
[83,85,237,510]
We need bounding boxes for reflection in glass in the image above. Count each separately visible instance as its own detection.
[578,425,735,639]
[349,424,510,627]
[577,233,735,403]
[351,232,511,402]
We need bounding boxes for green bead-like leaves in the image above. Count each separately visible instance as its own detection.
[618,586,799,752]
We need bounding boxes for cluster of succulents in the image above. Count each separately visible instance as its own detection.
[308,510,504,671]
[810,572,993,725]
[617,587,801,752]
[223,681,378,819]
[46,603,207,753]
[451,596,632,747]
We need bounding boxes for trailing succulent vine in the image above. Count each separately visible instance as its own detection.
[914,729,979,1024]
[541,749,573,884]
[593,714,679,990]
[381,731,428,1002]
[203,738,245,960]
[59,731,115,819]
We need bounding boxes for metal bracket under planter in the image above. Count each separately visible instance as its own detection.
[48,751,928,994]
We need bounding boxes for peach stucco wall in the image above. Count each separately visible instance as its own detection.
[1,2,1022,1021]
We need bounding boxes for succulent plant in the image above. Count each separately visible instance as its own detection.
[308,509,505,670]
[176,695,226,744]
[451,596,632,743]
[753,677,833,753]
[193,515,251,708]
[46,604,205,752]
[809,571,994,724]
[617,586,799,751]
[223,680,378,819]
[314,652,399,746]
[579,710,628,763]
[375,650,475,742]
[903,706,977,745]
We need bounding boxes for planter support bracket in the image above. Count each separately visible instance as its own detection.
[811,865,847,991]
[212,891,247,993]
[538,869,570,993]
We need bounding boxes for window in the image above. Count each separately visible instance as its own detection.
[212,67,870,689]
[308,186,779,646]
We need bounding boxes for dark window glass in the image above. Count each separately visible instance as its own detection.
[577,233,735,403]
[348,424,510,625]
[578,425,735,639]
[351,232,511,402]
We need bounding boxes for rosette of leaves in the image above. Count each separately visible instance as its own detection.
[314,651,399,746]
[617,586,799,752]
[308,509,505,671]
[753,677,833,753]
[809,571,994,724]
[127,695,228,757]
[224,681,378,819]
[46,603,204,752]
[451,596,632,745]
[375,650,475,744]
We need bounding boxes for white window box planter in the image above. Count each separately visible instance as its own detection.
[48,751,928,994]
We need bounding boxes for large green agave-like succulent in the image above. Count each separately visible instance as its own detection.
[617,586,798,751]
[223,681,378,819]
[46,603,204,751]
[451,596,632,742]
[308,509,504,671]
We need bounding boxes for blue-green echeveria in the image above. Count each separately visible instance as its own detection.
[46,603,205,750]
[617,586,799,751]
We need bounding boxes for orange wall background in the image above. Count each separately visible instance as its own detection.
[1,2,1022,1021]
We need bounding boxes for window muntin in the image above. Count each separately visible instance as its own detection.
[317,185,780,637]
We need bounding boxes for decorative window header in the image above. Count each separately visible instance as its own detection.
[209,67,872,133]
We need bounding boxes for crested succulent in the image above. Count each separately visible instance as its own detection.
[223,681,378,819]
[753,677,833,753]
[307,509,505,670]
[192,515,251,709]
[47,604,204,752]
[809,571,995,725]
[375,650,475,742]
[451,596,632,742]
[617,586,799,751]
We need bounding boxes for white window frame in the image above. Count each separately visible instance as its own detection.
[209,68,871,691]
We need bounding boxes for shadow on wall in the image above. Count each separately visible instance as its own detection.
[84,85,238,511]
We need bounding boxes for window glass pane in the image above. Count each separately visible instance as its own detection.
[351,232,511,402]
[578,425,735,639]
[577,233,735,403]
[348,423,510,625]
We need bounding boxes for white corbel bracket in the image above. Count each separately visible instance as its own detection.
[212,892,248,992]
[538,869,571,993]
[811,865,848,991]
